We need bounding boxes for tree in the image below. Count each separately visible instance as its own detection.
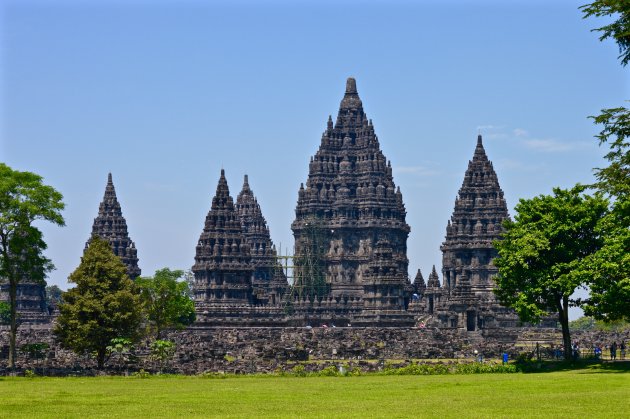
[579,2,630,321]
[54,237,143,369]
[45,284,63,310]
[136,268,196,339]
[0,163,65,369]
[493,186,608,360]
[580,1,630,66]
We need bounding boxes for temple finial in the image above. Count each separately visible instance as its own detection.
[107,172,113,185]
[477,134,483,146]
[345,77,357,94]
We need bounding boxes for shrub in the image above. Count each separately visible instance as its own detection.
[133,369,150,378]
[291,364,307,377]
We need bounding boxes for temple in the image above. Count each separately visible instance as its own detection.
[87,173,141,279]
[432,135,520,330]
[192,170,286,326]
[235,175,288,306]
[5,78,541,336]
[290,77,413,326]
[0,280,48,323]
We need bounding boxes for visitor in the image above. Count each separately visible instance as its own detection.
[620,342,626,360]
[572,342,580,361]
[594,345,602,360]
[610,341,617,360]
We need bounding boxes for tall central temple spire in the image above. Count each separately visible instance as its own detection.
[291,78,412,325]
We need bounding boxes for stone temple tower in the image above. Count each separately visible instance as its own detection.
[193,170,253,318]
[236,175,288,306]
[438,135,511,330]
[88,173,141,279]
[292,78,411,322]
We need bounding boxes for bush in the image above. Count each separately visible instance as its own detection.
[318,366,340,377]
[291,364,307,377]
[133,369,150,378]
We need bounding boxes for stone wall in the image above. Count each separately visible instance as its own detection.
[0,324,579,375]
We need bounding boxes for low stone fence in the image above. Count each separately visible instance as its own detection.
[0,324,576,375]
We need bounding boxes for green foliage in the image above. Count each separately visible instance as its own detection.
[150,340,176,372]
[580,0,630,66]
[20,342,49,359]
[106,338,135,371]
[290,364,307,377]
[569,316,597,331]
[0,163,65,368]
[317,365,339,376]
[136,268,196,339]
[132,369,150,379]
[53,237,143,369]
[590,107,630,198]
[45,285,63,308]
[0,301,10,325]
[570,315,630,331]
[493,186,608,358]
[579,106,630,321]
[579,1,630,324]
[23,369,37,378]
[150,340,175,361]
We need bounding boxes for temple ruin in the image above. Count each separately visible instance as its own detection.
[6,78,540,335]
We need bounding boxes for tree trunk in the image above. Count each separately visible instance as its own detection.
[8,279,18,370]
[558,295,572,361]
[97,349,106,369]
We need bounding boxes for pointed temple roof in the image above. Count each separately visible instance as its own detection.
[427,265,441,288]
[236,174,272,247]
[89,173,140,279]
[413,269,426,294]
[293,77,408,229]
[194,169,252,272]
[292,78,410,311]
[442,135,509,250]
[236,174,287,285]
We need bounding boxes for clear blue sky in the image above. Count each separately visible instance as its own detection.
[1,0,627,319]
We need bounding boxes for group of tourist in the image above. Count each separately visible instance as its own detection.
[592,341,626,360]
[555,340,627,361]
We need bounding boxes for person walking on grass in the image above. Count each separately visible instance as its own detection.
[620,342,626,360]
[610,341,617,361]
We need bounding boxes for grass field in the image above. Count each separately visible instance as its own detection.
[1,364,628,418]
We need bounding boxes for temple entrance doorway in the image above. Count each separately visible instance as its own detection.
[466,310,476,331]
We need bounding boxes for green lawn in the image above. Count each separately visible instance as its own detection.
[1,366,628,418]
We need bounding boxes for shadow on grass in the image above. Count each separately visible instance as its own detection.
[518,359,630,374]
